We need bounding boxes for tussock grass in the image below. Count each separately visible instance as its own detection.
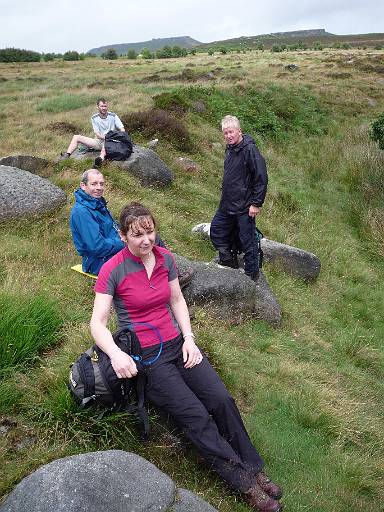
[0,292,64,376]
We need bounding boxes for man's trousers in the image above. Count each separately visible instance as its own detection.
[142,335,264,492]
[210,209,259,279]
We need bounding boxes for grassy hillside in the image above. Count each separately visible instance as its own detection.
[0,48,383,511]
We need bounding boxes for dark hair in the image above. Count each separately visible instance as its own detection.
[96,97,107,105]
[119,202,157,236]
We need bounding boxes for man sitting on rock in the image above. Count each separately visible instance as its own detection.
[70,169,192,289]
[60,98,125,168]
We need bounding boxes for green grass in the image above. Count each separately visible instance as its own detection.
[36,94,92,113]
[0,292,64,377]
[0,50,383,511]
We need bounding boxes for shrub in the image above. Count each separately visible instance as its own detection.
[208,49,214,56]
[101,48,118,60]
[152,91,189,115]
[127,49,137,59]
[37,94,91,113]
[42,53,55,62]
[63,51,80,61]
[141,48,153,59]
[121,109,193,151]
[0,293,64,376]
[370,112,384,149]
[0,48,41,62]
[169,84,328,141]
[219,47,227,55]
[271,45,283,53]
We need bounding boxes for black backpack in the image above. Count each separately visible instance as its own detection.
[68,327,154,439]
[104,130,133,161]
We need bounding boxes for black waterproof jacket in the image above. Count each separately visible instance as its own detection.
[219,134,268,214]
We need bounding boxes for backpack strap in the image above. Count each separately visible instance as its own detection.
[77,352,96,399]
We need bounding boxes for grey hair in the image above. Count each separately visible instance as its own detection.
[81,169,103,184]
[221,115,241,130]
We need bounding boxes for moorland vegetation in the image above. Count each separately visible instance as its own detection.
[0,48,383,511]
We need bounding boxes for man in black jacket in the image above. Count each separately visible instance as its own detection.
[210,115,268,281]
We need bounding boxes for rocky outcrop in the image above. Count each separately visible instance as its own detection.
[0,155,49,174]
[192,223,321,281]
[0,450,217,512]
[0,166,66,222]
[175,255,281,326]
[69,145,174,187]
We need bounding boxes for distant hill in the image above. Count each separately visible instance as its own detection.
[88,36,201,56]
[196,29,384,50]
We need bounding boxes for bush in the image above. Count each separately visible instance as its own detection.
[152,91,189,115]
[0,293,64,376]
[370,112,384,149]
[271,45,283,53]
[141,48,153,59]
[101,48,118,60]
[37,94,91,113]
[0,48,41,62]
[63,51,80,61]
[127,49,137,59]
[168,84,328,141]
[121,109,193,151]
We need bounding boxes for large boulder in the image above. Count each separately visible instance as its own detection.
[0,450,217,512]
[175,255,281,326]
[192,223,321,281]
[261,238,321,282]
[0,166,66,222]
[0,155,49,174]
[115,146,174,187]
[69,145,174,187]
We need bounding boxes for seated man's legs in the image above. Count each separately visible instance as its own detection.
[237,213,259,280]
[64,135,103,156]
[210,209,239,268]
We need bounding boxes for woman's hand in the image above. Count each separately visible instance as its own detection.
[110,349,138,379]
[182,336,203,369]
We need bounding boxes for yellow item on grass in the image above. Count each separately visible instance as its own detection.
[71,264,97,280]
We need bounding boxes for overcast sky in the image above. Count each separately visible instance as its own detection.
[1,0,383,54]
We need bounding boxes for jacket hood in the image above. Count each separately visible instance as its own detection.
[227,133,255,152]
[74,188,107,210]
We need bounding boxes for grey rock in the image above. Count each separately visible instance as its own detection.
[170,488,217,511]
[0,450,217,512]
[0,166,66,222]
[253,271,282,326]
[191,223,321,281]
[261,238,321,281]
[68,146,174,187]
[0,155,49,174]
[0,450,175,512]
[147,138,159,149]
[175,255,281,326]
[285,64,299,72]
[116,146,174,187]
[174,157,200,173]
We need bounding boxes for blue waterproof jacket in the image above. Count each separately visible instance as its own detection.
[70,189,124,274]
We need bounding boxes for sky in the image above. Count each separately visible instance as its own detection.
[1,0,383,54]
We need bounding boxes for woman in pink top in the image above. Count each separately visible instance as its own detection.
[90,202,283,512]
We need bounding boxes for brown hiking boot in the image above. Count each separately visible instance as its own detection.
[245,482,283,512]
[256,472,283,500]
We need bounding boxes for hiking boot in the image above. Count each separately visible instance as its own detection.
[178,269,194,290]
[256,472,283,500]
[94,156,103,168]
[58,152,71,161]
[245,483,283,512]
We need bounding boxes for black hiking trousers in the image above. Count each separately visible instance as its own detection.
[142,335,264,492]
[210,209,259,279]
